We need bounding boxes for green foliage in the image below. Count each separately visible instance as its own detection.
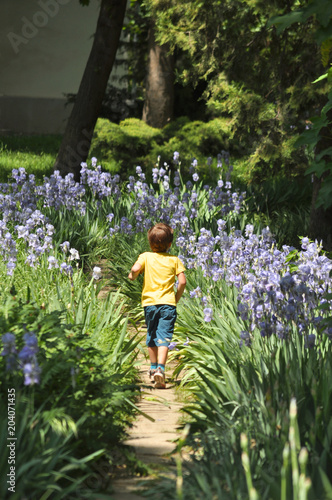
[0,186,144,492]
[119,0,210,122]
[148,118,231,172]
[0,290,141,500]
[269,0,332,210]
[104,232,148,319]
[91,117,232,178]
[43,203,111,261]
[142,0,326,180]
[269,0,332,45]
[297,87,332,210]
[242,178,311,248]
[0,397,106,500]
[163,274,332,499]
[0,295,139,451]
[90,118,163,175]
[206,75,310,180]
[0,137,328,496]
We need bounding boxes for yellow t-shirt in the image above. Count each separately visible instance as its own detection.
[136,252,186,307]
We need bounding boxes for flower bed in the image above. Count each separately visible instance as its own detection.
[0,154,331,498]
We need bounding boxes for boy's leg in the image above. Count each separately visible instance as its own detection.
[148,347,158,380]
[154,306,177,359]
[153,306,177,389]
[153,346,169,388]
[148,346,158,364]
[157,346,169,365]
[144,306,159,379]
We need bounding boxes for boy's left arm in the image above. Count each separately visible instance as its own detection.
[128,262,142,281]
[175,272,186,303]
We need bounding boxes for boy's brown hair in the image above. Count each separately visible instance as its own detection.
[148,223,174,252]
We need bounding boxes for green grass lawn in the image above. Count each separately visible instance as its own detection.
[0,135,61,182]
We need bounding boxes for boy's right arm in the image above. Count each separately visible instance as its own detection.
[175,272,186,303]
[128,262,142,281]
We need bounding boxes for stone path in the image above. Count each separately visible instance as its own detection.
[94,261,188,499]
[110,356,185,500]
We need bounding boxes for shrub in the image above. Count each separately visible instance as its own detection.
[90,117,232,179]
[90,118,163,175]
[147,118,231,177]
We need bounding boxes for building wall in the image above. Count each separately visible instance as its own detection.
[0,0,102,134]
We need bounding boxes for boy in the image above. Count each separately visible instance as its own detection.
[128,223,186,389]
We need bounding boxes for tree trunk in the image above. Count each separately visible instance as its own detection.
[142,21,174,129]
[54,0,127,180]
[309,108,332,251]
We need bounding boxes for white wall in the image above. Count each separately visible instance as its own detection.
[0,0,106,133]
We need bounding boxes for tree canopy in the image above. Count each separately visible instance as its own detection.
[127,0,326,179]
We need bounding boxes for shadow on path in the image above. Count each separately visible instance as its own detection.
[111,357,186,500]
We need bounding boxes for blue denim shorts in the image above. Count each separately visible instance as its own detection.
[144,305,177,347]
